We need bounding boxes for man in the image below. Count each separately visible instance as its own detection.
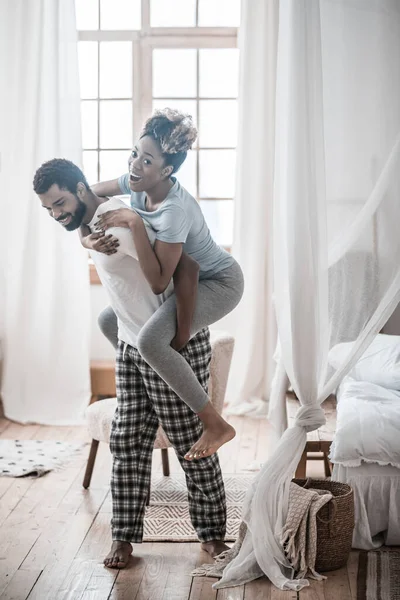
[33,158,229,568]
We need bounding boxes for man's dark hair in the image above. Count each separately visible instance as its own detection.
[33,158,90,195]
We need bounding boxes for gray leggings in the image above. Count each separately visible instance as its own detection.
[98,260,244,413]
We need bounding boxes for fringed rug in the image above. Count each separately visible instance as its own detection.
[357,550,400,600]
[143,474,252,542]
[0,440,85,477]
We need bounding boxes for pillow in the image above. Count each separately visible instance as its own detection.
[329,334,400,390]
[330,378,400,468]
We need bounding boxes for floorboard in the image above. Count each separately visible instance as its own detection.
[0,415,362,600]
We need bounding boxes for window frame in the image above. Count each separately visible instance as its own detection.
[78,0,238,283]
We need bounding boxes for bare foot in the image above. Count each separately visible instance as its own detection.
[201,540,230,558]
[104,541,132,569]
[184,421,235,460]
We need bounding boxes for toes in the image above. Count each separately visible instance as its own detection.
[201,448,214,458]
[185,445,212,460]
[185,446,198,460]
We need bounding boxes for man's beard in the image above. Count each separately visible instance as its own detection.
[58,197,87,231]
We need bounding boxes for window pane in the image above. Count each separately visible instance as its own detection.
[198,0,241,27]
[152,99,197,128]
[199,200,234,247]
[83,151,99,184]
[153,49,197,98]
[100,101,132,148]
[175,150,197,194]
[199,100,238,148]
[81,101,98,149]
[100,0,141,30]
[78,42,98,99]
[100,42,132,98]
[100,151,130,181]
[199,150,236,198]
[199,49,239,98]
[150,0,196,27]
[75,0,99,30]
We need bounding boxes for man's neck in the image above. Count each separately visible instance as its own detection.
[82,191,108,224]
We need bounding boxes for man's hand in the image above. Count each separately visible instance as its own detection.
[95,209,139,231]
[81,231,120,255]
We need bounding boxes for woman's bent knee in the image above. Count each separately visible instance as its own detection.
[98,306,118,349]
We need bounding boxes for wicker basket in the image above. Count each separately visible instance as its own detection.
[292,478,354,572]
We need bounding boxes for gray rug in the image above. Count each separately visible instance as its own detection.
[357,550,400,600]
[143,474,252,542]
[0,440,85,477]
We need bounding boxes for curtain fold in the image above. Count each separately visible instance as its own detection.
[0,0,91,425]
[216,0,400,590]
[226,0,279,416]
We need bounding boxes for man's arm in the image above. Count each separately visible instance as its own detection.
[89,207,198,349]
[93,209,181,293]
[171,253,200,351]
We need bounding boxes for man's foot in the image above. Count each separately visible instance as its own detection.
[184,421,235,460]
[201,540,230,558]
[104,541,132,569]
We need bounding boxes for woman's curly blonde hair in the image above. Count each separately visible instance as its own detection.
[141,108,197,154]
[140,108,197,174]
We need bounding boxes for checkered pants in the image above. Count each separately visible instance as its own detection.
[110,327,226,544]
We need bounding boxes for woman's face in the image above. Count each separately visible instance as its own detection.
[127,135,172,193]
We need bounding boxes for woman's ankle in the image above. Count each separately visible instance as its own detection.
[197,402,229,427]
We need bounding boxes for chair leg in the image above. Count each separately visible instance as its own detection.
[161,448,170,476]
[83,439,100,489]
[323,452,333,477]
[295,448,307,479]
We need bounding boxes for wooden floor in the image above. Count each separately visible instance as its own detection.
[0,414,359,600]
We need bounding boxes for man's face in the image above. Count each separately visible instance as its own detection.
[39,184,87,231]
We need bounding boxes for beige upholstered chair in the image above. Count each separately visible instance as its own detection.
[83,330,235,488]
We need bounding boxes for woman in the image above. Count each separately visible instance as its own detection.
[91,109,244,460]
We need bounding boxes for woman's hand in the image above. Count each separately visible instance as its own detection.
[170,329,191,352]
[81,231,119,255]
[95,209,139,231]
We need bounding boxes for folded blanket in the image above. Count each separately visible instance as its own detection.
[280,482,332,579]
[191,482,332,581]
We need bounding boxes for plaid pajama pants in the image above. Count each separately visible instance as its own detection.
[110,327,227,544]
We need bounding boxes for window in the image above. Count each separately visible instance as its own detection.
[76,0,240,247]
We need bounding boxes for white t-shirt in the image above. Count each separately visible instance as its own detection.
[88,198,173,347]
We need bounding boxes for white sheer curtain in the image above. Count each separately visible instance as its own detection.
[226,0,279,417]
[216,0,400,591]
[0,0,91,425]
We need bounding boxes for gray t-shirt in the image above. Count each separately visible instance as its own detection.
[118,174,234,278]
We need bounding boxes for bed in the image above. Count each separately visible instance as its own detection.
[329,334,400,549]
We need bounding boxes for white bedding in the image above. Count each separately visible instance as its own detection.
[329,334,400,390]
[333,462,400,549]
[330,372,400,550]
[330,378,400,468]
